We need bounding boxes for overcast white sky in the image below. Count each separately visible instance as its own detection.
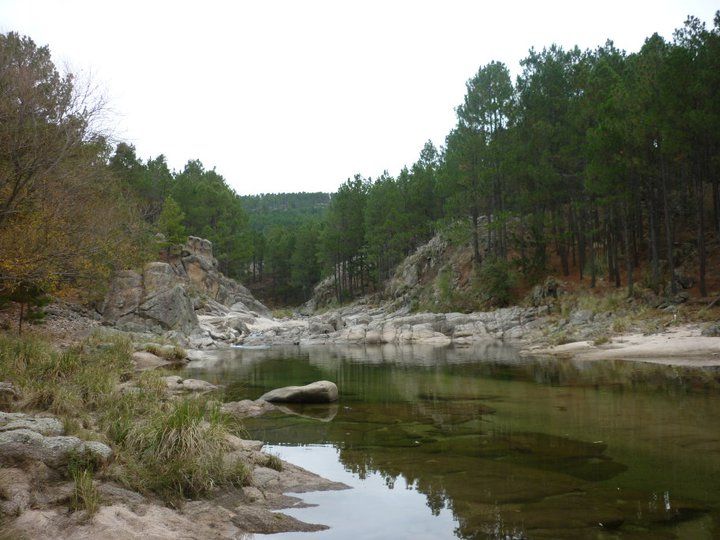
[1,1,717,195]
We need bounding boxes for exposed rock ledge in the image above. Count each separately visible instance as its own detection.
[239,303,551,348]
[0,410,349,539]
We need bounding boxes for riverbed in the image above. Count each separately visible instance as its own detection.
[185,343,720,539]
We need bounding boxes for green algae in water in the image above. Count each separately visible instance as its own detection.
[184,344,720,539]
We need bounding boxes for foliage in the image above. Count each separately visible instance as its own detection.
[0,33,153,302]
[157,196,187,247]
[70,466,101,517]
[297,12,720,307]
[474,258,517,308]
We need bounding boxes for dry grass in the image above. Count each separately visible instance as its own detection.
[1,331,251,509]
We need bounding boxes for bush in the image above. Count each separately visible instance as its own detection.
[474,257,516,308]
[144,343,187,361]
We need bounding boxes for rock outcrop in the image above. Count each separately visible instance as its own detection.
[101,236,271,340]
[241,303,550,347]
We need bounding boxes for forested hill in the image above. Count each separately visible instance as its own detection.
[241,193,330,231]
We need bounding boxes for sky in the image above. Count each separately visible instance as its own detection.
[1,1,718,195]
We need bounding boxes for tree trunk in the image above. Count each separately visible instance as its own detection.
[661,157,676,294]
[648,194,660,293]
[697,175,707,297]
[471,208,481,266]
[623,203,634,297]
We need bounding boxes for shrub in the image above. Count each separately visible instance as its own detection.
[474,257,516,308]
[144,343,187,361]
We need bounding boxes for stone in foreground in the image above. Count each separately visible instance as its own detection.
[259,381,339,404]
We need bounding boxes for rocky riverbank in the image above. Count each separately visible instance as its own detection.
[0,333,349,540]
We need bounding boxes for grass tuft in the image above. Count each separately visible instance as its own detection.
[70,468,100,517]
[113,397,246,504]
[264,454,283,472]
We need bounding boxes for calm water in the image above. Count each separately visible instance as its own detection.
[184,343,720,539]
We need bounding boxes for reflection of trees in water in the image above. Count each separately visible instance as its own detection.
[187,344,720,402]
[192,345,720,538]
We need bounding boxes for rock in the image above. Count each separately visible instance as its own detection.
[251,466,282,489]
[308,321,334,335]
[0,413,64,436]
[0,429,112,468]
[0,467,31,515]
[569,310,594,325]
[326,314,345,331]
[702,323,720,337]
[131,351,170,371]
[178,237,272,318]
[259,381,339,404]
[224,434,264,452]
[138,283,198,334]
[84,440,114,462]
[101,236,271,339]
[143,262,177,294]
[0,382,19,409]
[162,376,217,393]
[100,270,143,323]
[222,399,276,418]
[231,503,328,534]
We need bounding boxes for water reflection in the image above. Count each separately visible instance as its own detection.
[185,344,720,539]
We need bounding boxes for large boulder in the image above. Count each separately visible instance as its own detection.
[259,381,339,404]
[100,270,143,322]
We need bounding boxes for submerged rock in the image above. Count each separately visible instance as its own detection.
[259,381,339,404]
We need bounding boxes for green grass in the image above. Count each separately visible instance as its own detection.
[593,334,611,346]
[264,453,283,472]
[112,396,248,504]
[0,332,133,416]
[0,331,252,509]
[272,308,294,319]
[70,468,101,517]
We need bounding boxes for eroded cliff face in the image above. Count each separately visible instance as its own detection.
[101,236,270,337]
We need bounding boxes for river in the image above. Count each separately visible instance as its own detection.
[184,343,720,539]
